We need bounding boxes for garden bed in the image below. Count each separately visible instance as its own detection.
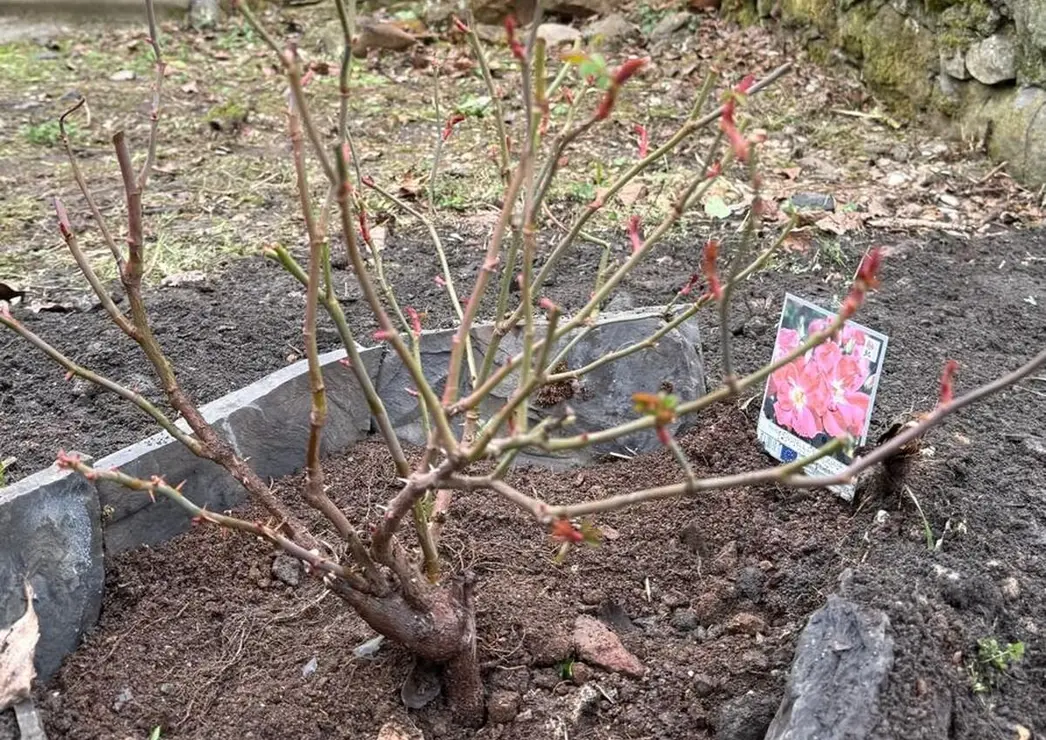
[7,228,1043,737]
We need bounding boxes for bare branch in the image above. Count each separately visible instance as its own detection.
[57,453,373,592]
[288,84,386,591]
[52,196,137,338]
[0,307,200,454]
[137,0,165,192]
[58,98,125,268]
[333,146,457,450]
[266,245,410,477]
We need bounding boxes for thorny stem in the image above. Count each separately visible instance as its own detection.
[266,246,409,477]
[480,229,523,385]
[363,179,480,384]
[137,0,164,192]
[546,134,729,342]
[442,150,529,410]
[429,57,445,208]
[468,307,561,461]
[52,197,136,337]
[356,209,411,336]
[451,229,777,420]
[288,89,386,590]
[499,64,791,336]
[517,34,541,435]
[0,309,200,454]
[58,98,125,269]
[58,455,373,592]
[452,335,1041,518]
[664,432,697,486]
[718,152,762,393]
[547,228,786,384]
[490,309,852,457]
[462,9,509,180]
[238,0,335,184]
[334,146,457,451]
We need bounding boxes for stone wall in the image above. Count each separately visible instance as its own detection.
[726,0,1046,185]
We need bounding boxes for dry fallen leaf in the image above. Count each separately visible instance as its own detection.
[815,210,866,236]
[617,181,647,208]
[0,581,39,712]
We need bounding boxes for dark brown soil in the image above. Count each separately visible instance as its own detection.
[16,227,1046,738]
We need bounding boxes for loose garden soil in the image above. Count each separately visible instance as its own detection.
[3,227,1042,738]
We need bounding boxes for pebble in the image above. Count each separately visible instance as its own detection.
[112,687,133,713]
[271,554,302,587]
[1000,576,1020,600]
[737,567,765,603]
[671,608,700,633]
[726,612,768,636]
[487,690,521,724]
[693,672,718,697]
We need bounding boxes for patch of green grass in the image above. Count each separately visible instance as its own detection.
[215,23,259,52]
[968,637,1025,697]
[0,457,14,487]
[0,43,60,84]
[23,120,76,147]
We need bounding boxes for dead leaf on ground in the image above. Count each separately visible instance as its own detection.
[781,231,813,253]
[774,166,802,180]
[617,181,647,208]
[0,581,39,712]
[815,210,866,236]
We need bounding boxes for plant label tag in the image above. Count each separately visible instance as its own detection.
[756,293,889,501]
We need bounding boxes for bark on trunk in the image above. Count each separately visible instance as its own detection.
[330,574,485,724]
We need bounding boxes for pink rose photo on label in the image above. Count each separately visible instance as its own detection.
[758,294,888,470]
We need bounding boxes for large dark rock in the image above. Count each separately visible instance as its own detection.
[0,465,103,681]
[765,595,893,740]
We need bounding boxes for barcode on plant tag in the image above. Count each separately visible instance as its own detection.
[759,432,783,459]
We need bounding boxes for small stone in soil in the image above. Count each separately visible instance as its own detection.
[492,667,530,692]
[574,615,645,677]
[692,590,725,626]
[487,690,521,724]
[727,612,767,636]
[739,649,769,672]
[580,588,606,605]
[570,684,602,724]
[662,589,689,609]
[271,554,302,587]
[597,600,635,632]
[693,672,718,697]
[737,566,765,603]
[1000,576,1020,600]
[570,662,594,685]
[533,670,559,690]
[715,691,778,740]
[112,687,133,713]
[677,520,707,554]
[527,626,572,666]
[711,541,739,574]
[671,608,700,633]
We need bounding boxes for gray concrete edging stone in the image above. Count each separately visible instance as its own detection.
[0,309,703,683]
